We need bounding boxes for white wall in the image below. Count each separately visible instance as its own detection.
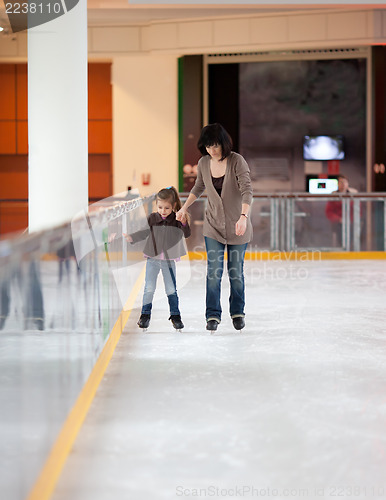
[112,55,179,197]
[88,9,386,56]
[3,7,386,199]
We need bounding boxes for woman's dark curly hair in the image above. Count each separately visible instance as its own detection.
[197,123,233,161]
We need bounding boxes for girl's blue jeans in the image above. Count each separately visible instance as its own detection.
[204,236,248,322]
[141,258,180,316]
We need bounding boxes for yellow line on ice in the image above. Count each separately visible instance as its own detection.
[187,251,386,260]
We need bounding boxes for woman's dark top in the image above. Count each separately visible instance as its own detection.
[212,175,225,196]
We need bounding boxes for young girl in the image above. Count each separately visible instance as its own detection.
[125,187,191,331]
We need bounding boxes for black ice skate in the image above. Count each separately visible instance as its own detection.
[137,313,151,331]
[232,316,245,331]
[206,319,219,333]
[169,315,184,332]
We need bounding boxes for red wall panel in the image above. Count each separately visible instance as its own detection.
[88,63,112,120]
[16,64,28,120]
[0,155,28,198]
[0,65,16,120]
[17,121,28,154]
[89,154,112,199]
[0,122,17,154]
[0,63,113,234]
[88,120,112,154]
[0,205,28,235]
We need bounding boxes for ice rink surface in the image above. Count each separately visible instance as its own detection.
[51,259,386,500]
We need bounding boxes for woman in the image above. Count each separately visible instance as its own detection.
[176,123,253,332]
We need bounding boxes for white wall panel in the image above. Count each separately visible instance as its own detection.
[178,21,213,48]
[213,18,250,47]
[91,27,140,53]
[382,10,386,38]
[250,16,288,45]
[327,11,367,40]
[368,10,382,39]
[289,14,327,42]
[112,55,178,196]
[144,23,178,51]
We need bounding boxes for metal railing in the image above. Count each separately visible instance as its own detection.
[180,193,386,252]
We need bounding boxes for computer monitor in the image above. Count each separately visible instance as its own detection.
[308,178,339,194]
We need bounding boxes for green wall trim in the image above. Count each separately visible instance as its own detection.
[178,57,184,193]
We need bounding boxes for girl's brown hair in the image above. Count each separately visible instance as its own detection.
[156,186,190,224]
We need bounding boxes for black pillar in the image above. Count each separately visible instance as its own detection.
[178,55,203,192]
[208,63,239,152]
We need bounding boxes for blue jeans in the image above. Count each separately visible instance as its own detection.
[204,237,248,322]
[141,258,180,316]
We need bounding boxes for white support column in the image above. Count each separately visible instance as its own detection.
[28,0,88,233]
[112,55,178,197]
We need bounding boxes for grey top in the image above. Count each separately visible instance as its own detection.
[191,151,253,245]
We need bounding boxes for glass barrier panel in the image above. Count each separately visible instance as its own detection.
[250,198,272,250]
[294,198,342,250]
[0,195,151,500]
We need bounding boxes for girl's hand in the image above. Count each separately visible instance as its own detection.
[175,208,187,222]
[108,232,117,243]
[123,233,133,243]
[235,216,247,236]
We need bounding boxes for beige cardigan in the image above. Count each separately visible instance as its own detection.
[191,152,253,245]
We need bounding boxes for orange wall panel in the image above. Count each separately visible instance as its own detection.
[89,154,112,200]
[88,120,112,154]
[89,172,112,199]
[16,121,28,154]
[0,205,28,235]
[0,65,16,120]
[88,63,112,120]
[0,172,28,198]
[0,155,28,198]
[16,64,28,120]
[0,122,17,154]
[0,62,113,232]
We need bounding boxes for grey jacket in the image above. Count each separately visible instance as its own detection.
[191,151,253,245]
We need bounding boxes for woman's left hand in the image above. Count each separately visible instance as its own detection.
[235,216,247,236]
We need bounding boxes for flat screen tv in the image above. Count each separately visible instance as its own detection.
[308,178,339,194]
[303,135,345,161]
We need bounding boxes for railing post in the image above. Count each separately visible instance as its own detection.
[353,199,361,252]
[342,198,349,251]
[286,197,294,251]
[275,198,280,251]
[280,198,286,251]
[384,199,386,251]
[270,198,279,251]
[122,212,127,268]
